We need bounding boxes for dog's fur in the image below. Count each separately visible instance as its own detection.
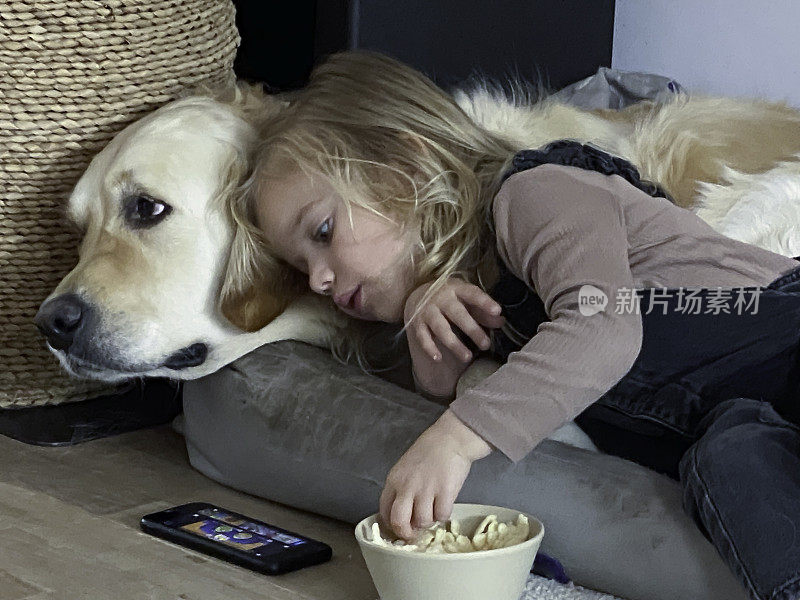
[455,86,800,254]
[38,82,800,384]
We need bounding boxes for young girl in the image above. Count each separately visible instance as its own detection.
[242,51,800,599]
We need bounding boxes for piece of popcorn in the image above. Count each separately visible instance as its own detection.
[456,534,472,552]
[474,515,497,537]
[417,530,435,547]
[443,542,457,553]
[450,520,460,536]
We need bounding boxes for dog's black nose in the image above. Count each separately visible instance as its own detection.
[34,294,90,351]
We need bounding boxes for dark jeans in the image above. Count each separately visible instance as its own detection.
[490,262,800,600]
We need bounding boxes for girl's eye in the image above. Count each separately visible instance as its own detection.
[313,219,332,243]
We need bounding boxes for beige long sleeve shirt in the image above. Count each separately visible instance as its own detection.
[448,163,799,463]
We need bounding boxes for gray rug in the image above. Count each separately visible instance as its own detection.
[521,574,625,600]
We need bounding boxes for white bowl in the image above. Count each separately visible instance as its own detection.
[354,503,544,600]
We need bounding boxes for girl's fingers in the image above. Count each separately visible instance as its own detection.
[412,322,443,362]
[428,312,472,362]
[433,492,456,523]
[444,301,492,351]
[456,284,504,324]
[379,486,396,531]
[412,494,435,530]
[390,494,415,540]
[468,304,506,330]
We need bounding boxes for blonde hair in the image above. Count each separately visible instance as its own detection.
[239,51,535,374]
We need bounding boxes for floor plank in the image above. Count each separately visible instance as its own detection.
[0,426,378,600]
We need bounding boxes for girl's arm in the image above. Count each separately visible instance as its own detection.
[448,164,645,464]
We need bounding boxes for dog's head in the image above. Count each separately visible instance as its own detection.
[34,87,297,383]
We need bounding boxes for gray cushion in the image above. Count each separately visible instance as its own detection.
[181,340,747,600]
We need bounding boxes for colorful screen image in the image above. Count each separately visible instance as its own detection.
[177,507,308,553]
[180,519,271,552]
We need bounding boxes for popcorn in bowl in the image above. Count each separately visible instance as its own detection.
[363,513,530,553]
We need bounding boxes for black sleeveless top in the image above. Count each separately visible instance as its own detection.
[486,140,673,363]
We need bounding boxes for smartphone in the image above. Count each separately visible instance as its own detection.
[140,502,332,575]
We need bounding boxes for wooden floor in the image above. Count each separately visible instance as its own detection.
[0,424,379,600]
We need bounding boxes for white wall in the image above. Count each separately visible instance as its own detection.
[612,0,800,107]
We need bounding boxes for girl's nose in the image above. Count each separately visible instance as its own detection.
[309,261,334,296]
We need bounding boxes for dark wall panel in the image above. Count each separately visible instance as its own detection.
[231,0,615,93]
[353,0,615,91]
[231,0,317,90]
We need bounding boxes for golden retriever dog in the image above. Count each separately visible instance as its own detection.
[35,81,800,384]
[33,85,347,384]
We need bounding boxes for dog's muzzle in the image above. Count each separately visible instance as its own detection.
[34,293,208,371]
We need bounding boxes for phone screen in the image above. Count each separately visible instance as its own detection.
[171,507,308,555]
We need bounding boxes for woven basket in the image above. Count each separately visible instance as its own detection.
[0,0,239,408]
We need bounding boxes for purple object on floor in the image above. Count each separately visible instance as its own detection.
[531,551,571,584]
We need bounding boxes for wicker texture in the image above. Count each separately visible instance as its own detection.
[0,0,239,407]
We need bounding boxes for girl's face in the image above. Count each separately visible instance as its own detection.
[255,168,422,323]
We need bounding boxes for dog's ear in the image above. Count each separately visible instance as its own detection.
[218,213,292,331]
[219,278,287,332]
[215,83,301,331]
[217,188,308,332]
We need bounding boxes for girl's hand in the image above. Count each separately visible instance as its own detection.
[404,277,505,398]
[379,409,493,541]
[405,277,505,362]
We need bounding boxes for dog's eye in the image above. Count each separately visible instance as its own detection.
[124,195,172,229]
